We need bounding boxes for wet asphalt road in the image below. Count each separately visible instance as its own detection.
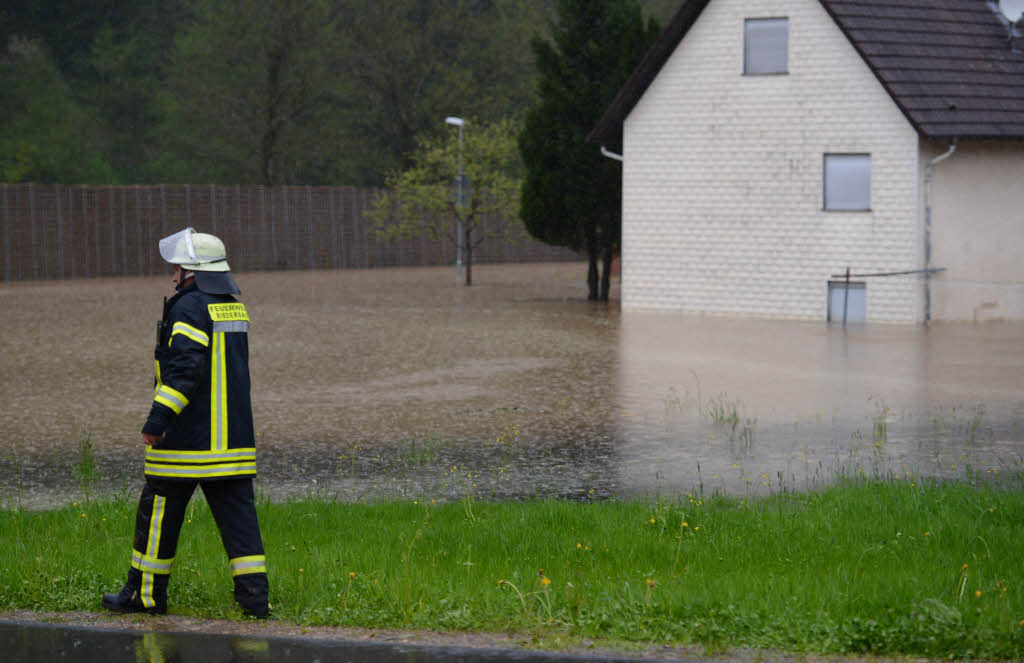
[0,620,702,663]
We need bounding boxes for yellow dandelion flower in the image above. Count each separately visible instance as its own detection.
[976,590,982,598]
[646,578,656,588]
[649,517,656,524]
[682,521,689,528]
[299,568,304,573]
[541,577,551,586]
[577,543,582,549]
[924,531,931,537]
[349,571,356,580]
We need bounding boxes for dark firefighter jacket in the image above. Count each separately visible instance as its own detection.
[141,281,256,480]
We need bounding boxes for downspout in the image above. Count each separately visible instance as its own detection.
[923,138,957,324]
[600,146,624,162]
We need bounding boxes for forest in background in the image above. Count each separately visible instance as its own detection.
[0,0,679,187]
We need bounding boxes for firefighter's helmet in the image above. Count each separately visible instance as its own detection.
[158,228,240,294]
[159,227,230,272]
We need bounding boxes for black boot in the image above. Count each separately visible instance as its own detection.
[235,573,269,618]
[101,570,167,615]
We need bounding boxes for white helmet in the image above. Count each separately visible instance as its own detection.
[159,227,230,272]
[158,227,240,294]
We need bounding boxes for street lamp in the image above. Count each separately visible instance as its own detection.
[445,116,464,278]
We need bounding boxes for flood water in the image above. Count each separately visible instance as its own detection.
[0,620,659,663]
[1,263,1022,508]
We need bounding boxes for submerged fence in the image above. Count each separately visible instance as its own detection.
[0,183,577,282]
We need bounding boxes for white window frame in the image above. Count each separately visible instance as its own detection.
[743,17,789,75]
[823,153,871,211]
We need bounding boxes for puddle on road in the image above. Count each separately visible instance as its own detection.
[1,263,1022,508]
[0,620,645,663]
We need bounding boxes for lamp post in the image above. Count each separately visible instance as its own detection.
[445,116,464,279]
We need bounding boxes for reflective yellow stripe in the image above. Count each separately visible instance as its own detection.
[142,495,166,608]
[170,321,209,347]
[230,555,267,577]
[143,447,257,479]
[139,633,166,663]
[154,384,189,415]
[131,549,174,574]
[147,496,165,559]
[144,462,257,478]
[211,331,227,451]
[145,447,255,462]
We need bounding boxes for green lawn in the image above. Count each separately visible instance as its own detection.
[2,477,1023,660]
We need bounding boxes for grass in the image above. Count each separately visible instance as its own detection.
[72,432,97,503]
[2,476,1024,660]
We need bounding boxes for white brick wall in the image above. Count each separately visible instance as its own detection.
[622,0,920,322]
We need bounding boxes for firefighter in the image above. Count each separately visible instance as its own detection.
[102,228,269,617]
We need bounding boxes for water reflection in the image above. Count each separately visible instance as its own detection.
[615,313,1024,494]
[0,265,1022,508]
[0,621,648,663]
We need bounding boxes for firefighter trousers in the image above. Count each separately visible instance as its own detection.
[129,476,268,612]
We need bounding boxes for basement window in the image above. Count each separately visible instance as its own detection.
[744,18,788,74]
[827,281,866,323]
[823,154,871,211]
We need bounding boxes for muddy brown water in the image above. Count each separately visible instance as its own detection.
[1,263,1022,509]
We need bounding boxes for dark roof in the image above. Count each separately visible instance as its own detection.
[589,0,1024,144]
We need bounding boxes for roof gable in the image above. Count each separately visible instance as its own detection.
[589,0,1024,144]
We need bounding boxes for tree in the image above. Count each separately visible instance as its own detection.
[0,38,113,183]
[81,1,191,181]
[1,1,191,182]
[333,0,549,185]
[152,0,345,185]
[369,118,522,286]
[518,0,660,300]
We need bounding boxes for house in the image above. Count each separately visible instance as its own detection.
[589,0,1024,323]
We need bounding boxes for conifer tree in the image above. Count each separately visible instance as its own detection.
[519,0,659,300]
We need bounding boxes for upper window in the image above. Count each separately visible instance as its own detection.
[744,18,788,74]
[823,154,871,211]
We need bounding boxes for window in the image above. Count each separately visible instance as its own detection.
[823,154,871,211]
[828,281,866,323]
[744,18,788,74]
